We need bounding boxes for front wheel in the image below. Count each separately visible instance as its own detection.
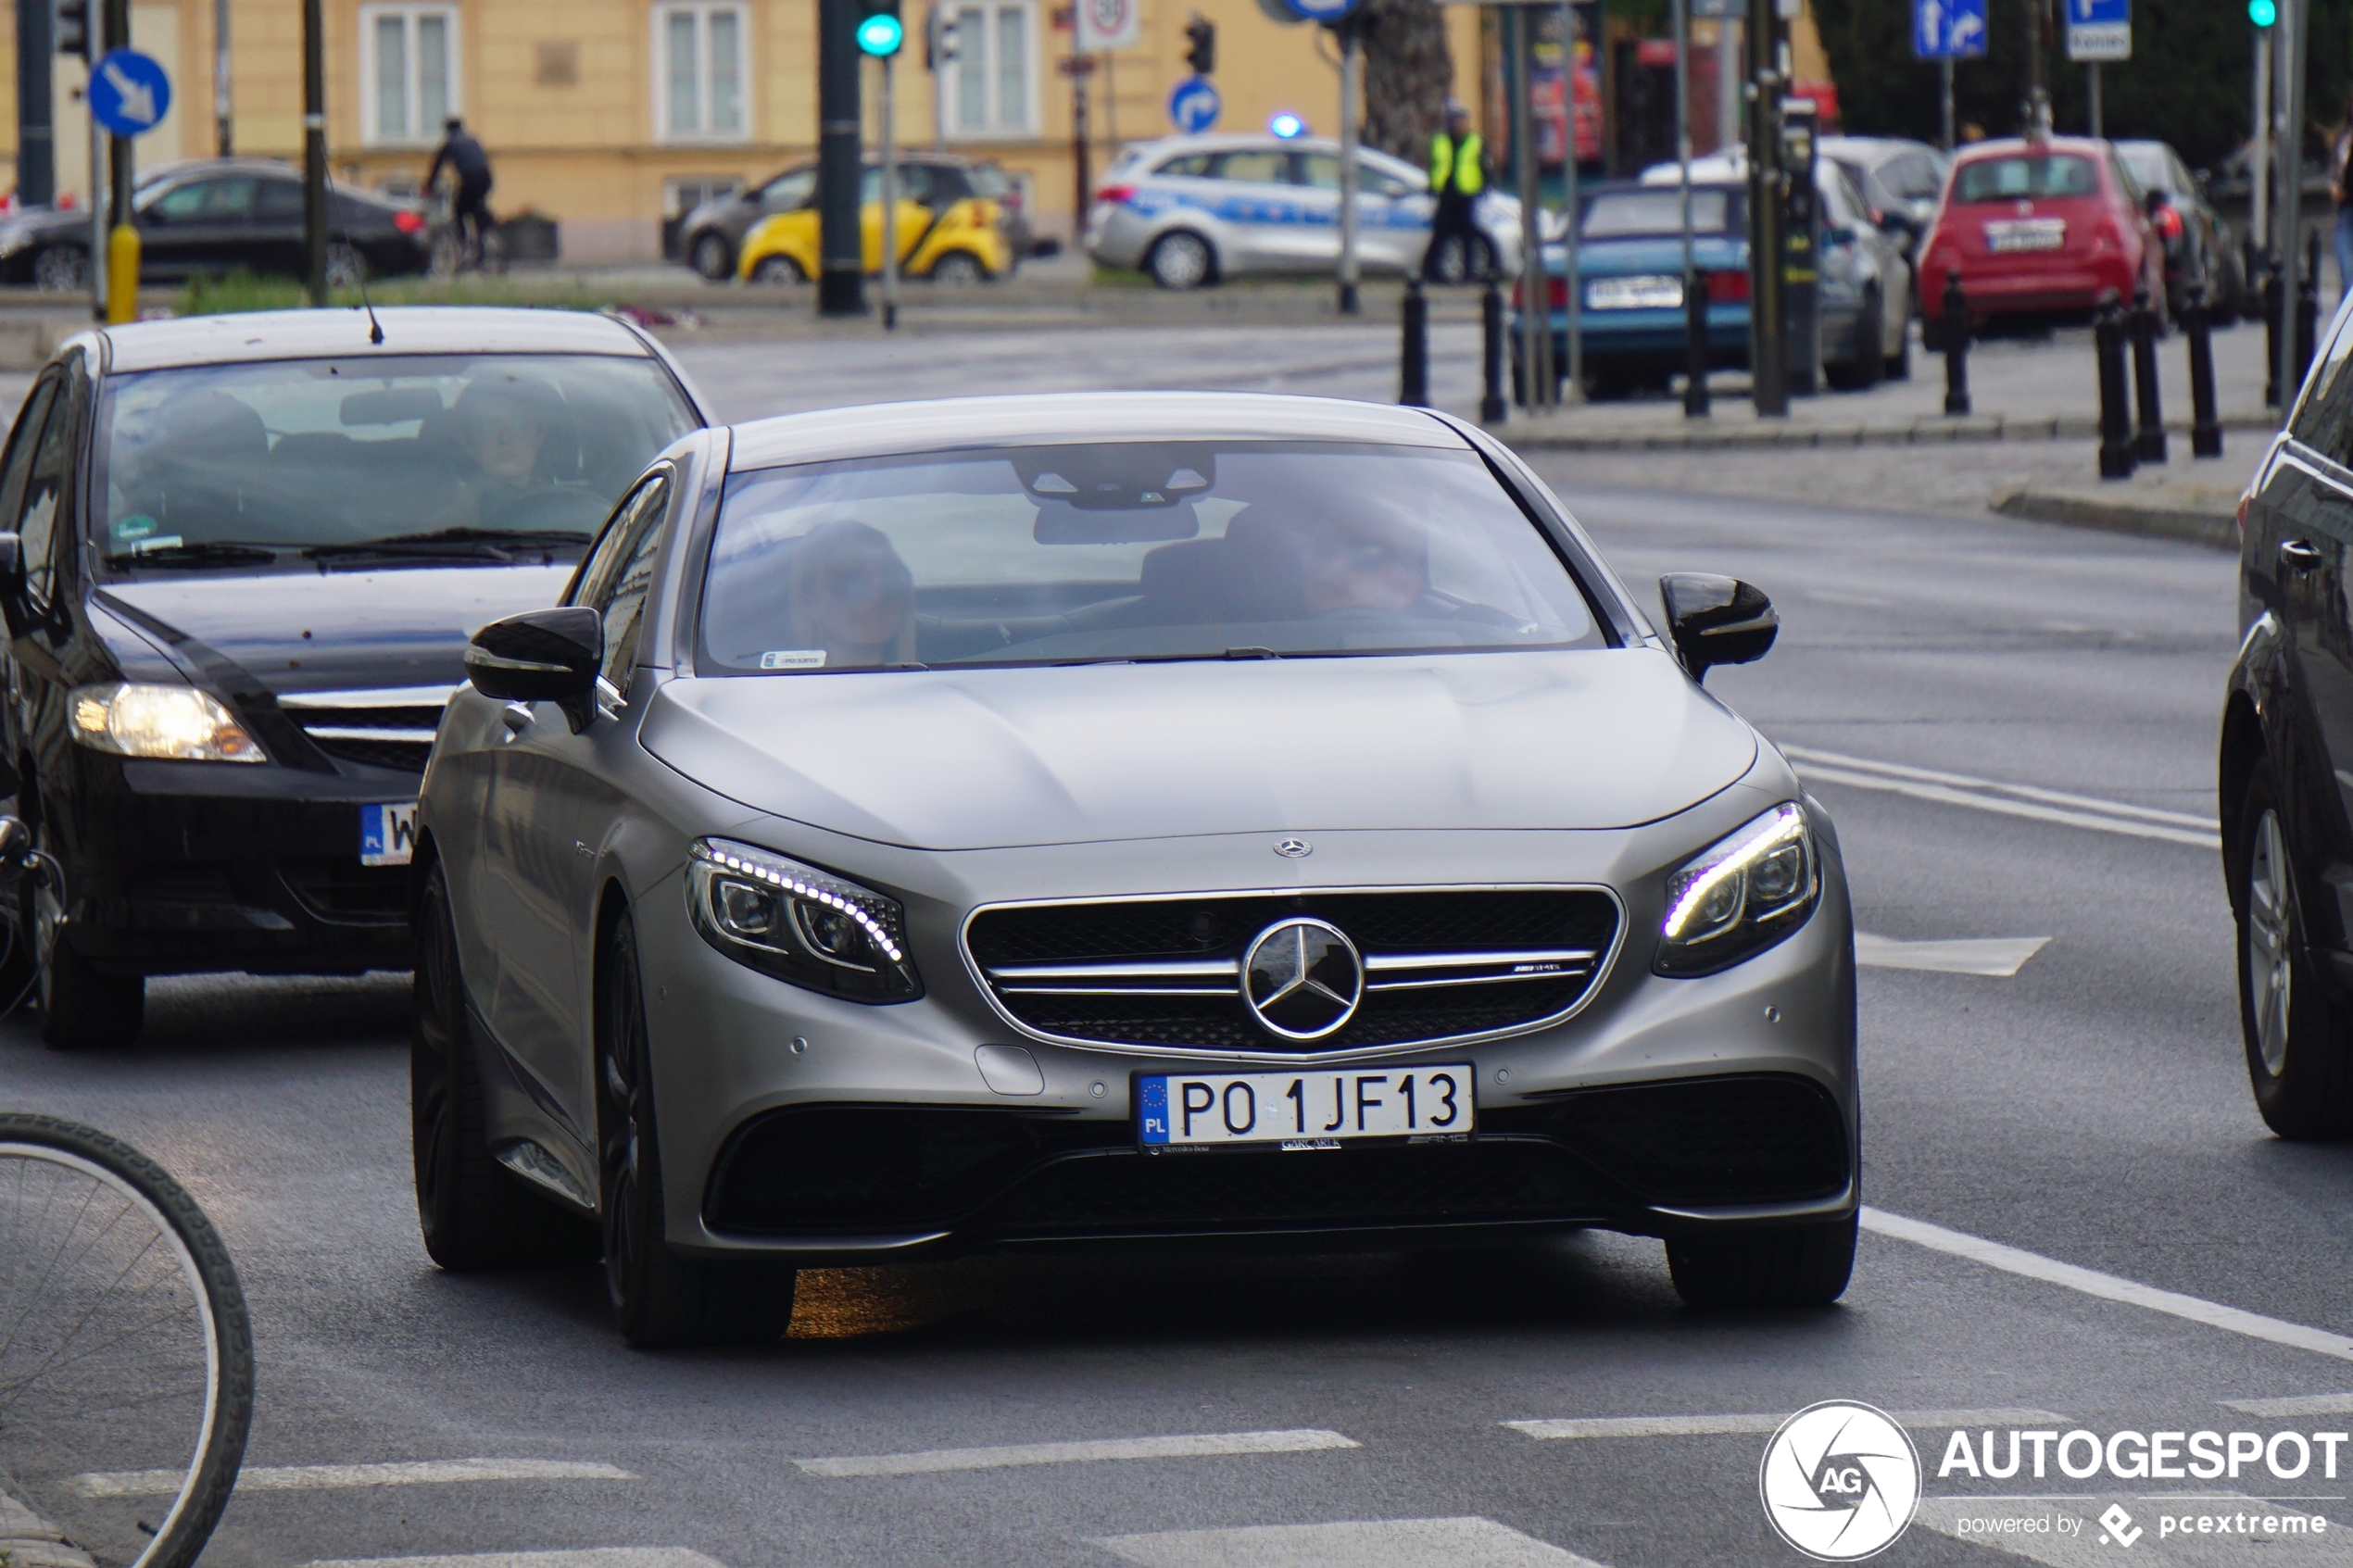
[1666,1214,1856,1308]
[598,908,795,1348]
[688,231,735,282]
[751,254,805,285]
[31,244,87,292]
[928,249,988,284]
[323,241,366,289]
[32,827,141,1050]
[1146,231,1215,291]
[2235,768,2353,1137]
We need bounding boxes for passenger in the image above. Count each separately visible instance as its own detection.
[1283,508,1430,615]
[780,520,917,668]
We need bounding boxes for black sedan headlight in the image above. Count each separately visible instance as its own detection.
[686,838,921,1002]
[1654,801,1819,976]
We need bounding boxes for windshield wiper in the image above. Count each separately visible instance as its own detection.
[105,540,286,569]
[302,527,596,561]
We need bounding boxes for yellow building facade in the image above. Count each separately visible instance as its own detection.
[0,0,1482,264]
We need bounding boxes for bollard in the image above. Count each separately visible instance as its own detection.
[2130,286,2167,464]
[1683,270,1710,418]
[1942,272,1971,416]
[2185,281,2223,459]
[2298,227,2322,388]
[2095,294,2137,481]
[1479,278,1507,424]
[1399,279,1429,408]
[2264,255,2284,408]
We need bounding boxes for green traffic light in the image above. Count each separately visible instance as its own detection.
[858,13,903,53]
[2250,0,2276,26]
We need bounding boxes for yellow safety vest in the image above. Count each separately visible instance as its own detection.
[1430,132,1484,196]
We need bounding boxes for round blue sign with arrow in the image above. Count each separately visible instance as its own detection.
[89,48,171,137]
[1283,0,1364,22]
[1168,75,1220,134]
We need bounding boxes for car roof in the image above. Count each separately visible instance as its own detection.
[726,392,1469,473]
[97,306,659,374]
[1952,136,2109,162]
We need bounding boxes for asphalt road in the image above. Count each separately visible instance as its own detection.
[19,442,2351,1568]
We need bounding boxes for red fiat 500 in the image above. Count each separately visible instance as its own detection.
[1919,136,2165,342]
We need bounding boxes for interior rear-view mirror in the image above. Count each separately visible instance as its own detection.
[1660,572,1778,683]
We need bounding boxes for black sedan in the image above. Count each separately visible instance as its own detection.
[2118,139,2246,325]
[0,306,709,1047]
[0,158,434,292]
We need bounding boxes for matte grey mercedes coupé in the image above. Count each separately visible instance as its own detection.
[409,391,1858,1347]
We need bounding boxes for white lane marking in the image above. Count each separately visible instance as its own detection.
[1783,746,2219,829]
[1090,1516,1608,1567]
[70,1458,635,1498]
[795,1428,1359,1478]
[1793,762,2222,849]
[1855,934,2051,977]
[1915,1495,2343,1567]
[1502,1408,2066,1440]
[1864,1208,2353,1363]
[308,1554,724,1568]
[2221,1392,2353,1415]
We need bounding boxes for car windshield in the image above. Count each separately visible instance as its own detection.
[94,354,698,567]
[1951,154,2099,203]
[1585,189,1736,238]
[698,441,1605,673]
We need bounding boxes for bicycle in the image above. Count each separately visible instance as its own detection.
[424,188,508,280]
[0,1112,254,1568]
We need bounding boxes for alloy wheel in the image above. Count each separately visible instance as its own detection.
[2247,807,2296,1078]
[931,251,985,284]
[32,245,85,292]
[411,878,460,1227]
[1149,233,1212,290]
[598,931,650,1312]
[691,232,732,280]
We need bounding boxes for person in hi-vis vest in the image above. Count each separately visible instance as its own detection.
[1425,102,1488,282]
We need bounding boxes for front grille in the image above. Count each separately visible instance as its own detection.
[966,889,1620,1053]
[277,689,450,774]
[279,858,409,922]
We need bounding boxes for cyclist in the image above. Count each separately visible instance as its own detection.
[425,117,496,269]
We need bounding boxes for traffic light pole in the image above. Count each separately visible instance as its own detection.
[1745,0,1786,415]
[15,0,54,207]
[817,0,867,316]
[106,0,137,322]
[2275,0,2306,411]
[880,53,900,331]
[1336,19,1360,316]
[300,0,325,307]
[2250,28,2271,252]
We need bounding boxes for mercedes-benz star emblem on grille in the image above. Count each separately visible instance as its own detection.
[1274,838,1313,859]
[1241,918,1364,1040]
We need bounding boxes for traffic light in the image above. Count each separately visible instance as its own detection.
[56,0,90,61]
[1185,16,1215,75]
[857,0,903,56]
[2249,0,2277,24]
[926,6,959,69]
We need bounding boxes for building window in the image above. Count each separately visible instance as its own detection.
[950,0,1034,137]
[654,3,749,142]
[361,5,459,147]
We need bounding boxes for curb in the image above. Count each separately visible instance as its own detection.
[1500,410,2277,453]
[1989,484,2237,550]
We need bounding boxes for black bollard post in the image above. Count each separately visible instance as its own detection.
[2264,255,2284,408]
[2185,281,2223,459]
[2298,227,2322,387]
[1400,278,1429,408]
[2095,294,2137,481]
[2130,286,2167,464]
[1942,272,1970,416]
[1683,271,1710,418]
[1479,278,1506,424]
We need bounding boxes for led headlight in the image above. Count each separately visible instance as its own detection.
[1655,800,1818,976]
[686,837,921,1002]
[68,684,266,763]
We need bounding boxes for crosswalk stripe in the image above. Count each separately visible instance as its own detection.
[1091,1516,1608,1567]
[71,1459,634,1498]
[2220,1392,2353,1415]
[1501,1408,2066,1441]
[1792,760,2222,849]
[794,1427,1358,1477]
[307,1553,723,1568]
[1856,934,2051,976]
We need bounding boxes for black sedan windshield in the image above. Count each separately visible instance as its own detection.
[698,441,1604,672]
[96,353,697,567]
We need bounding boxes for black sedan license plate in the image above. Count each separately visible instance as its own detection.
[1137,1064,1473,1149]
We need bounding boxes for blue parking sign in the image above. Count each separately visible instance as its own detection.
[1168,75,1220,135]
[1914,0,1986,58]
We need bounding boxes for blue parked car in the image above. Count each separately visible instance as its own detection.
[1517,166,1912,400]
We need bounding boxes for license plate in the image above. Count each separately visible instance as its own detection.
[1587,274,1683,309]
[1983,220,2065,252]
[359,801,418,867]
[1137,1064,1474,1148]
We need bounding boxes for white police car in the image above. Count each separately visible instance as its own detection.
[1086,132,1529,290]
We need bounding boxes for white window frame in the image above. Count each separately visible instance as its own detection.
[945,0,1038,141]
[651,2,753,144]
[359,4,461,149]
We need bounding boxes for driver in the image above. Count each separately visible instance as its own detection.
[1285,507,1430,615]
[779,521,917,668]
[446,374,570,526]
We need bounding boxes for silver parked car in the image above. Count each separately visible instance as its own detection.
[1087,132,1529,289]
[410,392,1860,1347]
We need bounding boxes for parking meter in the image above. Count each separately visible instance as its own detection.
[1779,97,1820,395]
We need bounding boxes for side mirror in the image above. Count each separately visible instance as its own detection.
[465,607,603,730]
[2145,188,2171,217]
[1660,572,1777,683]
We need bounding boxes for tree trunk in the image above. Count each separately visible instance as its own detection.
[1360,0,1454,165]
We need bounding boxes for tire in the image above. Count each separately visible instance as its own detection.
[2234,767,2353,1138]
[31,244,86,293]
[323,241,366,289]
[32,822,140,1050]
[751,254,805,285]
[1826,293,1883,391]
[1885,323,1913,381]
[1146,231,1215,291]
[0,1112,255,1568]
[928,249,988,284]
[688,231,735,282]
[411,859,597,1270]
[1666,1214,1857,1308]
[598,908,795,1348]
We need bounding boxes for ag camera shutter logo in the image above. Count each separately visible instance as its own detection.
[1760,1401,1922,1561]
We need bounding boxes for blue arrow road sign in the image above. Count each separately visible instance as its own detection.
[88,48,170,136]
[2070,0,2126,24]
[1913,0,1987,57]
[1168,75,1221,134]
[1283,0,1363,23]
